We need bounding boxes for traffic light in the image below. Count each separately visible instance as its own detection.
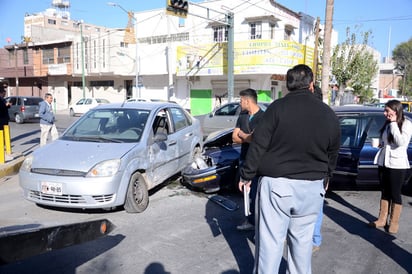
[166,0,189,18]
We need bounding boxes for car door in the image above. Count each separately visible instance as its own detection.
[170,106,195,169]
[147,109,179,184]
[356,114,386,186]
[333,115,364,188]
[202,103,240,135]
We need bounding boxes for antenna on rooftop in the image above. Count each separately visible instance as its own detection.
[52,0,70,9]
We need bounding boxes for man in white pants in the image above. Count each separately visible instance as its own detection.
[239,65,341,273]
[39,93,58,146]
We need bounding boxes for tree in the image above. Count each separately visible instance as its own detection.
[331,27,378,104]
[392,38,412,97]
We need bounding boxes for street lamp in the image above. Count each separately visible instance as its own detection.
[108,2,140,98]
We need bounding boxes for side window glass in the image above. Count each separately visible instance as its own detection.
[366,116,385,140]
[339,117,359,147]
[85,99,92,105]
[215,104,239,116]
[171,107,189,131]
[77,99,85,105]
[152,109,169,135]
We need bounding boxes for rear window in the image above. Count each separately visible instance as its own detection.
[24,97,43,105]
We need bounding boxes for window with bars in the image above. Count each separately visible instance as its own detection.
[213,26,228,42]
[249,22,262,40]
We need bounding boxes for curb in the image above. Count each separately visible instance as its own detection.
[0,154,25,178]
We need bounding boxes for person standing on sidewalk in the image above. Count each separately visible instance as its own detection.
[0,83,11,131]
[39,93,58,146]
[233,88,265,231]
[239,64,341,273]
[370,99,412,234]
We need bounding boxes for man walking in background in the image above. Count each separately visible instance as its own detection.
[239,64,341,273]
[39,93,58,146]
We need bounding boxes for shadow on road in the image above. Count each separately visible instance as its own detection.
[205,192,254,274]
[0,233,125,274]
[325,191,412,272]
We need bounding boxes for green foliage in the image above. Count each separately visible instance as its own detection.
[392,38,412,96]
[331,27,378,103]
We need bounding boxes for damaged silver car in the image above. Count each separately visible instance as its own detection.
[19,102,203,213]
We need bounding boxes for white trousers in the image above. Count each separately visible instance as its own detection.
[40,123,58,147]
[254,177,324,274]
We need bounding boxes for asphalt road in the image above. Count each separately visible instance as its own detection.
[1,112,412,273]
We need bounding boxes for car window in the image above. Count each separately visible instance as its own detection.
[170,107,189,131]
[152,109,170,135]
[366,115,386,139]
[76,99,85,105]
[85,99,92,105]
[339,117,359,147]
[24,97,43,105]
[96,98,110,103]
[215,103,239,116]
[63,109,148,143]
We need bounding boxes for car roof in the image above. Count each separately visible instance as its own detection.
[333,105,412,119]
[94,101,182,111]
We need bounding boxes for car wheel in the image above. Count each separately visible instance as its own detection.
[69,108,75,117]
[15,113,24,124]
[124,172,149,213]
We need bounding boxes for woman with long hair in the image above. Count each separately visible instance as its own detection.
[370,100,412,234]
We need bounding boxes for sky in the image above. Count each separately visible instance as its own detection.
[0,0,411,60]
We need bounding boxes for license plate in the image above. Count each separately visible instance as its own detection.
[34,113,39,117]
[41,182,63,195]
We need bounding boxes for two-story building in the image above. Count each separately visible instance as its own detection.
[0,0,336,113]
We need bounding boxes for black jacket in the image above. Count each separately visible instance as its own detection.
[240,89,341,181]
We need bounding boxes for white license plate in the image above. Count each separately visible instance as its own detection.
[41,182,63,195]
[34,113,39,117]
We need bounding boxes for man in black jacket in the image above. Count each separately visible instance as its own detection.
[239,64,340,273]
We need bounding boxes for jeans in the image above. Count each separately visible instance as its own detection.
[312,204,324,247]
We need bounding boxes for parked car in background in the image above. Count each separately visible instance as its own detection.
[401,101,412,112]
[19,102,203,213]
[182,106,412,193]
[6,96,43,124]
[69,98,110,116]
[195,101,270,137]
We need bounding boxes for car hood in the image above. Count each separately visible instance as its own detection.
[31,140,137,171]
[204,128,234,148]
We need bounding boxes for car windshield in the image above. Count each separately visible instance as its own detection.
[62,108,150,143]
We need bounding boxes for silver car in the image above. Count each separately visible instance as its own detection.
[19,102,203,213]
[195,102,270,137]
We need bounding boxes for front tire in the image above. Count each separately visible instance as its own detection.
[124,172,149,213]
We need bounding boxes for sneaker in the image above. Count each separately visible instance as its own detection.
[236,220,254,231]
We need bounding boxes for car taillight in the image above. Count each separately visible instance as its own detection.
[20,106,25,112]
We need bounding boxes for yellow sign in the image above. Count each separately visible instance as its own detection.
[177,39,314,76]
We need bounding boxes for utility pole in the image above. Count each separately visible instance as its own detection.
[313,17,320,82]
[227,12,234,102]
[321,0,334,103]
[14,44,19,96]
[80,23,86,99]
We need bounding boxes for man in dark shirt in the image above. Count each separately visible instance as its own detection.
[232,88,264,231]
[239,65,341,273]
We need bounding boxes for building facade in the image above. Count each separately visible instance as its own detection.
[0,0,336,113]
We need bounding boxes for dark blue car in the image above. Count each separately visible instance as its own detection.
[181,106,412,193]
